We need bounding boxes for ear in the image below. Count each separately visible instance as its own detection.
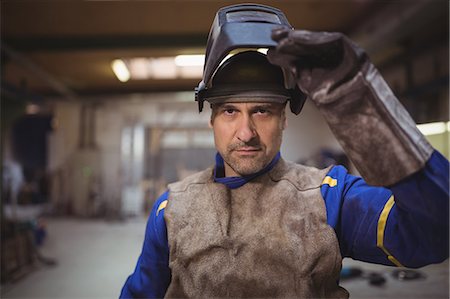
[281,111,288,130]
[209,116,214,128]
[282,118,288,130]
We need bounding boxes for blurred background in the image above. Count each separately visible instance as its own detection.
[1,0,448,298]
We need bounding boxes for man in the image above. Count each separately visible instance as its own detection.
[121,4,449,298]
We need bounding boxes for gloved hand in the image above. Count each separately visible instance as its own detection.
[267,28,433,186]
[267,28,367,102]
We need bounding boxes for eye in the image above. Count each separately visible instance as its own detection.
[255,108,270,115]
[223,108,236,116]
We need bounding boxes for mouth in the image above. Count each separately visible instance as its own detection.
[234,147,262,155]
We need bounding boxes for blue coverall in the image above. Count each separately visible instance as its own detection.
[121,150,449,298]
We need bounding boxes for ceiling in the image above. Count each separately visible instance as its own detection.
[1,0,448,99]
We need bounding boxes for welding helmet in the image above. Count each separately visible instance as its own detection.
[195,3,306,115]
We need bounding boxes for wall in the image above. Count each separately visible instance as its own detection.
[281,101,341,163]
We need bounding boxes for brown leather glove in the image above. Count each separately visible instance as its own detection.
[267,28,368,101]
[268,28,433,186]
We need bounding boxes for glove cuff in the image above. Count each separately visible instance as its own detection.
[312,63,433,186]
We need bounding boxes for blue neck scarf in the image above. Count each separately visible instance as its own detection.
[214,152,281,189]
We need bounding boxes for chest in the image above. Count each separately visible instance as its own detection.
[165,178,344,298]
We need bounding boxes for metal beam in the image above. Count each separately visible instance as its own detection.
[349,0,448,56]
[2,43,77,99]
[2,34,208,52]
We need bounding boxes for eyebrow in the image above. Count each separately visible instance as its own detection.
[251,103,276,110]
[220,103,239,110]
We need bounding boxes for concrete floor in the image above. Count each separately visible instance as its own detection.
[341,258,449,299]
[1,217,448,298]
[1,217,146,299]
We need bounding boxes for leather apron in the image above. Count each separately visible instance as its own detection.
[164,159,348,298]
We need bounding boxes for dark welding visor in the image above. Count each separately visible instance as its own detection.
[195,3,306,115]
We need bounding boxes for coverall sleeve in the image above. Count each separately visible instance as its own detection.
[120,191,171,298]
[321,150,449,268]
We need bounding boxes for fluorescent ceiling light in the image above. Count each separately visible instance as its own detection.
[111,59,130,82]
[149,57,178,79]
[112,55,205,81]
[174,55,205,67]
[417,121,448,136]
[178,65,203,79]
[128,58,151,80]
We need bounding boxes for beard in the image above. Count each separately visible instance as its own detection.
[221,130,283,176]
[222,143,268,176]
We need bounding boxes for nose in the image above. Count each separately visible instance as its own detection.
[236,115,256,142]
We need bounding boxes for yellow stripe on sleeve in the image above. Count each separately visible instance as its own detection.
[377,195,404,267]
[322,176,337,187]
[156,200,168,216]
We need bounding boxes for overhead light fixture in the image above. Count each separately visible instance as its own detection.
[149,57,178,79]
[417,121,449,136]
[174,55,205,67]
[178,65,204,79]
[111,55,206,81]
[111,59,130,82]
[128,58,151,80]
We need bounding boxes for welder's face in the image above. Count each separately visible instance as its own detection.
[210,101,287,177]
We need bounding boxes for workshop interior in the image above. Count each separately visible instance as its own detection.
[1,1,449,298]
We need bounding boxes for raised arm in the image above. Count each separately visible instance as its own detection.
[322,151,448,268]
[268,29,433,187]
[268,29,449,267]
